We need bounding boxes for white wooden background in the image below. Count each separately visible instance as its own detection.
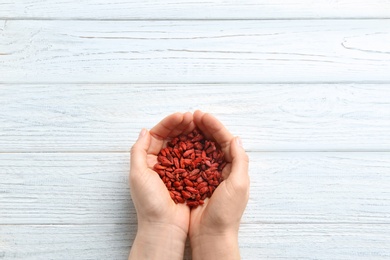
[1,1,390,259]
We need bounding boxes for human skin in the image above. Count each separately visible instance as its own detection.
[129,111,249,260]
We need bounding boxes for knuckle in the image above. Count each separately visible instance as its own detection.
[130,143,137,154]
[242,152,249,163]
[235,181,249,194]
[234,176,250,195]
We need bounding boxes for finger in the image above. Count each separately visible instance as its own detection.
[150,112,183,140]
[194,110,234,161]
[227,137,250,195]
[182,119,197,135]
[194,110,234,149]
[168,111,193,137]
[130,128,151,174]
[148,112,193,155]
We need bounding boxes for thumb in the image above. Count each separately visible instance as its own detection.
[227,136,250,194]
[130,128,150,173]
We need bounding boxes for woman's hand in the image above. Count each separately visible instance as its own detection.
[129,112,195,260]
[189,110,250,260]
[129,110,249,260]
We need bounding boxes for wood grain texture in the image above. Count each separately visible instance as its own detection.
[1,152,389,225]
[0,223,389,259]
[1,84,389,152]
[1,20,390,83]
[1,0,389,19]
[2,1,390,259]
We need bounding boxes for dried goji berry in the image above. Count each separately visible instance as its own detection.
[153,128,226,208]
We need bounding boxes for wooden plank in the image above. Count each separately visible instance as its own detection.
[239,224,390,259]
[0,223,389,259]
[1,1,389,19]
[1,152,389,225]
[0,224,136,260]
[1,20,390,83]
[1,84,389,152]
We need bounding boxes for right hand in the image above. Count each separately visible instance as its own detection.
[189,110,250,260]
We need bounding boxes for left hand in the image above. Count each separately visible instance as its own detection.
[129,112,194,260]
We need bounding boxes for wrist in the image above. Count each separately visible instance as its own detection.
[129,222,187,260]
[190,229,240,260]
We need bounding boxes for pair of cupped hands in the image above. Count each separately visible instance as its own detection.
[129,111,249,260]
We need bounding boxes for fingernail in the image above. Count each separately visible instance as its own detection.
[236,136,243,148]
[138,128,147,140]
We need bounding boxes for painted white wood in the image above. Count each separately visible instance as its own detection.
[1,0,389,19]
[1,84,389,152]
[2,2,390,259]
[1,152,389,224]
[1,20,390,83]
[0,223,389,259]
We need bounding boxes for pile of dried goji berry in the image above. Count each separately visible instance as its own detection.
[154,128,226,208]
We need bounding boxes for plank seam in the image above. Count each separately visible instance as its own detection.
[1,18,390,21]
[1,150,390,154]
[1,222,390,226]
[1,81,390,85]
